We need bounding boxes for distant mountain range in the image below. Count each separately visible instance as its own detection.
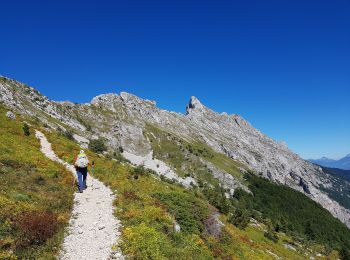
[309,154,350,170]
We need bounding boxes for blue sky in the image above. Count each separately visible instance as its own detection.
[1,0,349,159]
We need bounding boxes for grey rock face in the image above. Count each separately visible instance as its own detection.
[173,221,181,233]
[0,76,349,228]
[6,111,16,120]
[204,212,224,238]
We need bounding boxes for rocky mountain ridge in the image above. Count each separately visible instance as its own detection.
[1,76,349,228]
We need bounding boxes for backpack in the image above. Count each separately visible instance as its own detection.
[75,155,89,168]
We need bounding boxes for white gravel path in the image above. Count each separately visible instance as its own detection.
[35,130,124,260]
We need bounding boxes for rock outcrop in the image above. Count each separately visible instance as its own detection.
[6,111,15,120]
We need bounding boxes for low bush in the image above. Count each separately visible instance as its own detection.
[15,211,59,247]
[121,223,171,259]
[63,130,74,141]
[132,165,151,179]
[153,192,210,234]
[264,230,279,243]
[89,138,107,153]
[202,184,232,214]
[123,190,140,201]
[22,123,30,136]
[228,207,251,230]
[112,151,130,163]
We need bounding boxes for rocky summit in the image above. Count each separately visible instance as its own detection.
[1,76,349,229]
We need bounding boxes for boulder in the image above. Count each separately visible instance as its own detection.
[6,111,15,120]
[204,212,224,238]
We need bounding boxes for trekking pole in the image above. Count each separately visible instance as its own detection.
[91,161,95,189]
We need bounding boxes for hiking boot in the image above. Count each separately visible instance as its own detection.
[78,190,83,193]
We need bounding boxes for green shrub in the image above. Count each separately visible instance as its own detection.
[64,130,74,141]
[153,192,210,234]
[89,138,107,153]
[112,150,129,163]
[340,247,350,260]
[85,124,92,132]
[121,223,171,259]
[228,207,251,229]
[22,123,30,136]
[202,184,231,214]
[132,166,148,179]
[264,230,279,243]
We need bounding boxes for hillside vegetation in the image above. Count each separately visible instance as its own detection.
[0,105,74,259]
[235,173,350,255]
[46,125,345,259]
[1,103,349,259]
[145,124,245,184]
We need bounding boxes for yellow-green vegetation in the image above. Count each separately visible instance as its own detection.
[45,126,339,259]
[145,124,245,182]
[0,105,74,259]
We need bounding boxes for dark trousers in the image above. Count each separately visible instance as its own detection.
[76,167,88,191]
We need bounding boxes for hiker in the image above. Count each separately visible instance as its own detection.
[74,150,90,193]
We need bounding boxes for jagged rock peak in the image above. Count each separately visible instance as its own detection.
[186,96,206,115]
[188,96,204,109]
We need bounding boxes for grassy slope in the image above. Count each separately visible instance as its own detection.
[46,129,334,259]
[145,124,244,183]
[0,105,74,259]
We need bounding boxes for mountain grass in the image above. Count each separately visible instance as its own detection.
[0,105,74,259]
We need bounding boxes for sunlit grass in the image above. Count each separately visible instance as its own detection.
[0,105,74,259]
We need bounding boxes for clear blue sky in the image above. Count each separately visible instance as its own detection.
[1,0,349,160]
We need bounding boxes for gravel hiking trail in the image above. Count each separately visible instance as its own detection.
[35,130,124,260]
